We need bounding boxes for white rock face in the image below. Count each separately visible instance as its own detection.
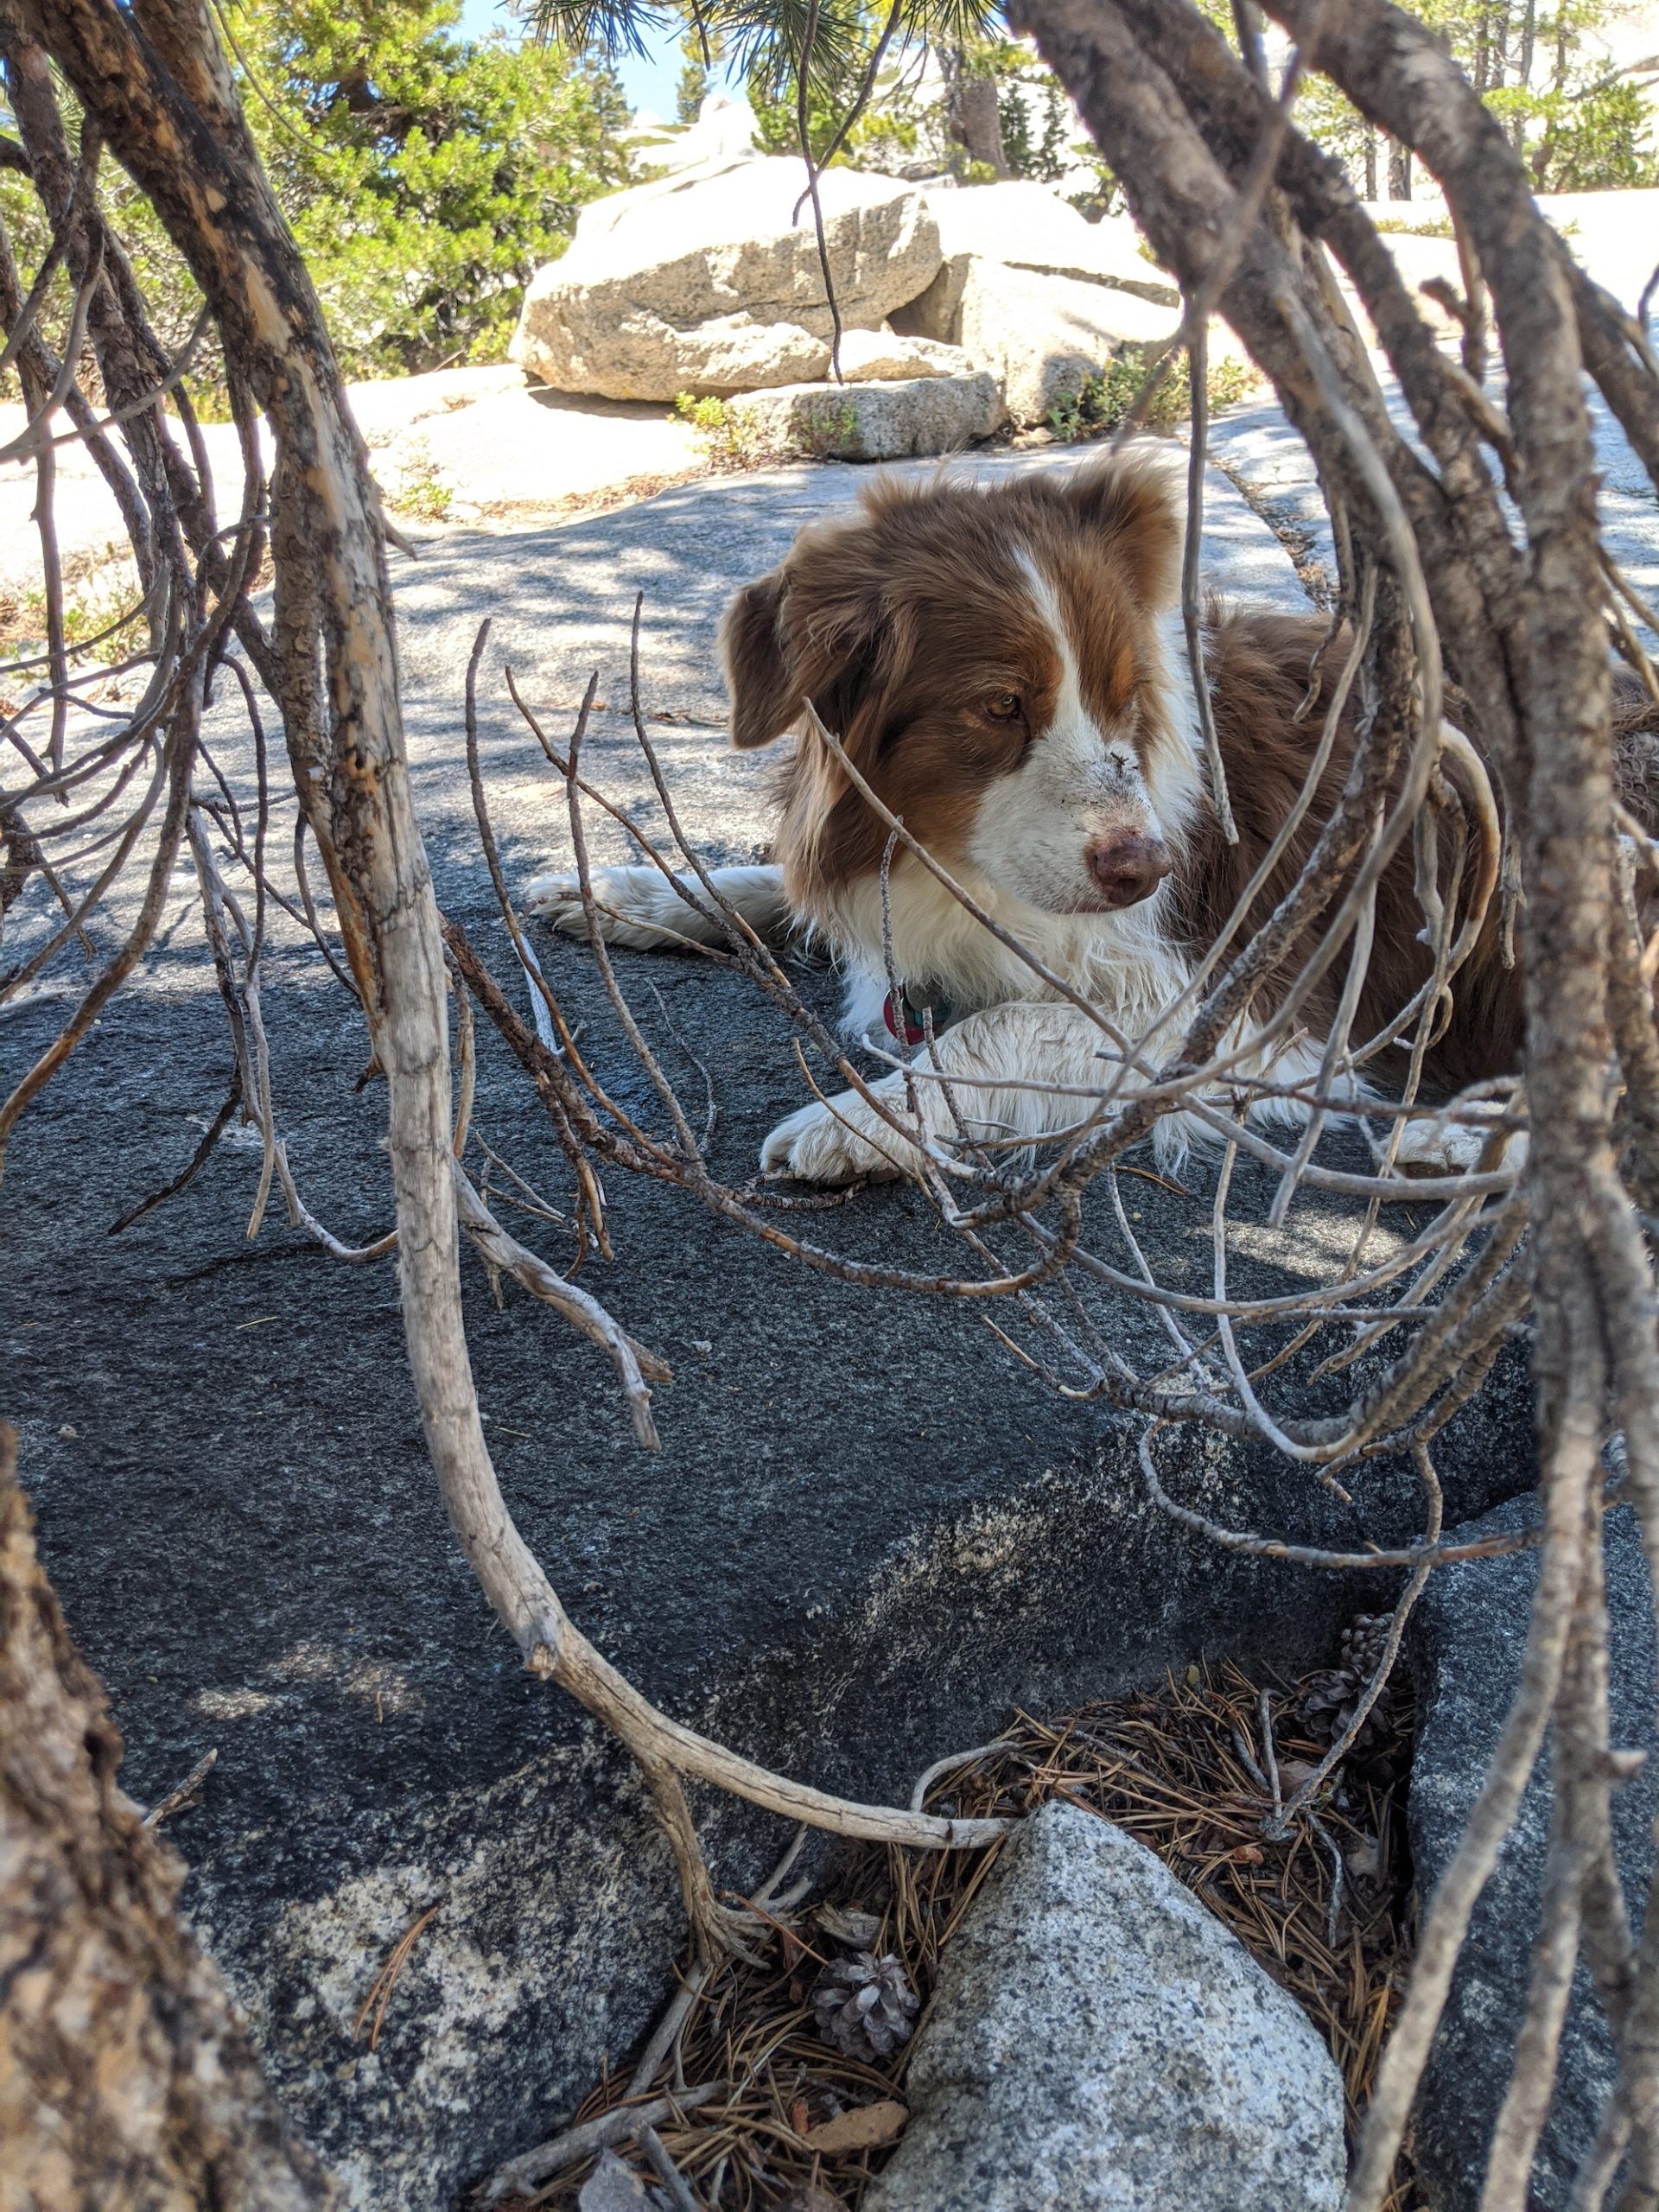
[868,1801,1346,2212]
[950,261,1179,427]
[836,327,974,383]
[724,372,1006,461]
[625,89,760,177]
[1339,226,1466,337]
[894,181,1179,351]
[930,181,1178,303]
[512,158,942,401]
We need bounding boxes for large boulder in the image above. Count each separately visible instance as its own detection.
[926,180,1179,304]
[512,157,941,401]
[724,369,1006,460]
[893,182,1179,365]
[868,1801,1346,2212]
[912,259,1179,428]
[1407,1497,1657,2209]
[1338,224,1467,340]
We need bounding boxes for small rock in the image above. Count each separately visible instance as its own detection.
[1407,1497,1657,2210]
[835,327,973,383]
[723,372,1004,461]
[578,2150,658,2209]
[867,1799,1345,2212]
[804,2099,909,2152]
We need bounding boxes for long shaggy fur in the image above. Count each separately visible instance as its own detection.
[528,449,1659,1181]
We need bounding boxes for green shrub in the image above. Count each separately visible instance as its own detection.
[795,396,860,458]
[385,440,455,522]
[675,389,861,468]
[0,550,148,671]
[1047,347,1262,442]
[674,391,772,470]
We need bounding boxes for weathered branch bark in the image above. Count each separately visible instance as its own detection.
[0,1425,339,2209]
[1001,2,1652,2199]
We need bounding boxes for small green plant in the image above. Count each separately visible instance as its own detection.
[1371,212,1456,238]
[796,396,860,461]
[674,391,777,471]
[1047,347,1262,443]
[674,391,733,440]
[677,390,861,470]
[388,441,454,523]
[0,550,149,671]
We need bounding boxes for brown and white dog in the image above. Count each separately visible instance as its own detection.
[524,451,1592,1181]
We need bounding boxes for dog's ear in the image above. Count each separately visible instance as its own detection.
[1065,447,1184,612]
[721,559,895,754]
[720,569,801,750]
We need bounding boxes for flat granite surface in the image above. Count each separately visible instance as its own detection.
[3,446,1539,2208]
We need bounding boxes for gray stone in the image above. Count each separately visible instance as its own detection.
[868,1801,1346,2212]
[944,260,1179,428]
[5,452,1538,2210]
[1407,1497,1657,2210]
[835,327,972,382]
[1338,228,1466,340]
[723,371,1006,461]
[887,254,969,344]
[511,158,940,400]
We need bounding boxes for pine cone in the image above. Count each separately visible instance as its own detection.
[810,1951,919,2061]
[1341,1612,1392,1680]
[1297,1613,1394,1747]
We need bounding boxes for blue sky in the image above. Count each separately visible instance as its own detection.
[455,0,691,118]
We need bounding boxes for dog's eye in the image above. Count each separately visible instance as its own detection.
[984,691,1022,721]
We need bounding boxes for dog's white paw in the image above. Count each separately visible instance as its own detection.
[1395,1110,1528,1175]
[521,864,695,948]
[760,1094,912,1183]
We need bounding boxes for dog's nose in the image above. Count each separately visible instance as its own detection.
[1086,832,1173,909]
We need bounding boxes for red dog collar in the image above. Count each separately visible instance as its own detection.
[883,984,951,1046]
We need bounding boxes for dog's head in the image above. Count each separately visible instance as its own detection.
[719,449,1200,928]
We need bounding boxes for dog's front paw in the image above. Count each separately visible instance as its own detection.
[521,864,690,948]
[760,1094,912,1183]
[521,870,593,933]
[1395,1109,1528,1175]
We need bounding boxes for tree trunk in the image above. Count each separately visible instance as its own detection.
[0,1427,339,2209]
[1388,133,1413,197]
[953,68,1013,175]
